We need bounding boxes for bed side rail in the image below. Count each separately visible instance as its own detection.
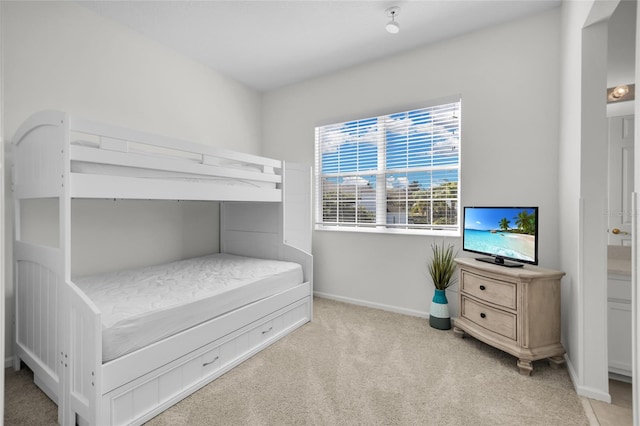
[69,173,282,202]
[281,245,313,285]
[68,115,281,182]
[65,280,102,426]
[12,111,67,199]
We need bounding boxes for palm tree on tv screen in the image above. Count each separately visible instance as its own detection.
[514,210,535,235]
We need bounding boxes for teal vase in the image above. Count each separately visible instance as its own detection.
[429,289,451,330]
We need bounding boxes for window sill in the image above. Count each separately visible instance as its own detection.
[314,225,460,238]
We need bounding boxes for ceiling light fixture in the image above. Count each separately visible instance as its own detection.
[612,85,629,99]
[385,6,400,34]
[607,84,635,103]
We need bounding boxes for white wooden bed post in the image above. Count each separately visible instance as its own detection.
[11,111,102,425]
[66,282,102,425]
[61,115,103,426]
[60,112,73,426]
[12,111,69,424]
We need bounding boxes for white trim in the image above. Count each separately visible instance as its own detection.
[314,225,460,238]
[566,354,612,403]
[5,356,13,370]
[574,385,612,403]
[608,372,632,384]
[314,291,429,318]
[577,197,585,388]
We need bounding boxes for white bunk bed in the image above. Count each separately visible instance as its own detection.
[11,110,313,425]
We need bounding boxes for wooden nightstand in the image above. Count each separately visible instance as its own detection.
[452,257,566,376]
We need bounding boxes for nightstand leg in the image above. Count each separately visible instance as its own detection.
[517,359,533,376]
[548,355,565,369]
[453,326,465,338]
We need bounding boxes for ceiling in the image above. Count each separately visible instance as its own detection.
[81,1,562,92]
[608,0,636,87]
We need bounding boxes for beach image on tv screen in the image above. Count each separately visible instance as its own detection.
[463,207,536,262]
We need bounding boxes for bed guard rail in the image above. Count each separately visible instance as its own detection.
[68,115,282,182]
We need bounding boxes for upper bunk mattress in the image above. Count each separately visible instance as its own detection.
[74,253,303,362]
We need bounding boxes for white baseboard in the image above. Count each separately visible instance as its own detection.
[565,355,612,403]
[575,385,611,403]
[608,371,632,383]
[5,355,13,369]
[313,291,429,318]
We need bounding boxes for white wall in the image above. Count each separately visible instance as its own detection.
[1,1,262,363]
[1,2,262,150]
[262,9,561,316]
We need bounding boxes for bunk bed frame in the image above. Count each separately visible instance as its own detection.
[12,110,313,425]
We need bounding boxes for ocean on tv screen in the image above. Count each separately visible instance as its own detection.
[464,229,535,262]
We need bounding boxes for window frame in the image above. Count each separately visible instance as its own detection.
[314,97,462,236]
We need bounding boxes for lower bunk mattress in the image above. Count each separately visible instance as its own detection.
[74,253,304,362]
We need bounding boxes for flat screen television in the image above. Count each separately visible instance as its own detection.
[462,206,538,267]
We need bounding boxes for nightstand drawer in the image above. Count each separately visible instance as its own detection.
[461,296,516,340]
[461,271,516,310]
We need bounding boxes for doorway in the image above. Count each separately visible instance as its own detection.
[604,0,635,422]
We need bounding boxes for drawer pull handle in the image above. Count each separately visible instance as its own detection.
[203,356,219,367]
[479,285,486,290]
[262,326,273,335]
[480,313,486,319]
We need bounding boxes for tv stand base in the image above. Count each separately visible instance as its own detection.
[475,257,524,268]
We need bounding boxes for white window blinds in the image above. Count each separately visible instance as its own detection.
[315,100,461,233]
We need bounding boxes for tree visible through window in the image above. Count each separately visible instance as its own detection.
[315,99,461,233]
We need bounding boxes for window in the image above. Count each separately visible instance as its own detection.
[315,99,460,234]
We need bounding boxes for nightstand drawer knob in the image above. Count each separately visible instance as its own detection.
[480,313,486,319]
[479,285,486,290]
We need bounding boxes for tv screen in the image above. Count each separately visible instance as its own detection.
[462,206,538,267]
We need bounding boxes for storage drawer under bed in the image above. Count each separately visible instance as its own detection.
[101,296,311,426]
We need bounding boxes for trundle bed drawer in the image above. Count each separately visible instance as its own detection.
[461,271,516,309]
[106,296,311,425]
[461,296,516,341]
[182,346,223,388]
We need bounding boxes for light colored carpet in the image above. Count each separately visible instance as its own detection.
[5,297,588,425]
